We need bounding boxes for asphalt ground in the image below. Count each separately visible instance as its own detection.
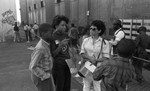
[0,35,82,91]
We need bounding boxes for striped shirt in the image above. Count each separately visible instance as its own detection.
[29,39,53,80]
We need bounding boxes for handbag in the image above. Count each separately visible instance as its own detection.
[78,38,104,77]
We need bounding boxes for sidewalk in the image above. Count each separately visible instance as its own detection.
[0,39,83,91]
[1,36,150,91]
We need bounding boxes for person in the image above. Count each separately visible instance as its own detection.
[67,27,81,74]
[29,23,55,91]
[33,23,39,39]
[28,24,33,42]
[51,15,71,91]
[93,39,136,91]
[109,20,125,55]
[23,24,29,41]
[13,22,21,42]
[133,26,150,82]
[80,20,110,91]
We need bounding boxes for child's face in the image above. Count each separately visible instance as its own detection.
[43,29,53,42]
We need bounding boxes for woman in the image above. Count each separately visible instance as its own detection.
[51,15,71,91]
[80,20,110,91]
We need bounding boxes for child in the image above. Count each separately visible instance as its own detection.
[93,39,136,91]
[29,23,55,91]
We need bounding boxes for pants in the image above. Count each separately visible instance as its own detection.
[31,74,55,91]
[52,62,71,91]
[25,30,32,41]
[14,31,21,42]
[83,74,101,91]
[34,29,38,39]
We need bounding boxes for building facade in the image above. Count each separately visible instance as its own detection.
[20,0,55,25]
[20,0,150,35]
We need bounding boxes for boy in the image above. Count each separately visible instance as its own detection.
[29,23,55,91]
[93,39,136,91]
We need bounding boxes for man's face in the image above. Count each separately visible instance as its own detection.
[56,21,67,32]
[113,23,119,30]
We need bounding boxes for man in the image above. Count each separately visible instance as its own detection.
[33,23,39,39]
[109,20,125,55]
[93,39,136,91]
[133,26,150,82]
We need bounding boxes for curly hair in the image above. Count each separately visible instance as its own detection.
[91,20,106,36]
[52,15,69,29]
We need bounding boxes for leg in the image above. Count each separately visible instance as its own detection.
[13,31,17,42]
[63,65,71,91]
[83,77,92,91]
[93,80,101,91]
[52,64,66,91]
[34,29,38,39]
[29,31,32,41]
[32,73,55,91]
[25,31,28,41]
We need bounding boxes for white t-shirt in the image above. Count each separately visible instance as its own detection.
[114,28,125,41]
[33,24,39,30]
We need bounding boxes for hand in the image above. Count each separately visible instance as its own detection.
[42,73,51,80]
[59,39,69,47]
[89,57,97,64]
[70,68,78,74]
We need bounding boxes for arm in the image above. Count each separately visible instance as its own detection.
[93,60,110,81]
[52,39,69,57]
[29,49,50,80]
[96,40,110,62]
[109,31,125,46]
[80,38,96,63]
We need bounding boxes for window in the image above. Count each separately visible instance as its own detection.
[55,0,61,3]
[34,4,37,10]
[29,6,31,11]
[41,1,45,7]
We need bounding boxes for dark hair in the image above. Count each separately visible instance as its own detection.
[117,39,136,58]
[91,20,106,36]
[52,15,69,29]
[39,23,53,37]
[137,26,147,33]
[113,20,122,28]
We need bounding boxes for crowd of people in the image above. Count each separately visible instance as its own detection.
[12,22,39,43]
[29,15,150,91]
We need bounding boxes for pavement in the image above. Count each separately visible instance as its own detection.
[0,35,83,91]
[1,33,150,91]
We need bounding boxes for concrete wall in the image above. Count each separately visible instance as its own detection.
[20,0,150,35]
[20,0,55,25]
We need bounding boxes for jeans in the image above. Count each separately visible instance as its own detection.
[31,73,55,91]
[83,73,101,91]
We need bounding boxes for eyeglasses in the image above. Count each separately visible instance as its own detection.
[90,27,97,31]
